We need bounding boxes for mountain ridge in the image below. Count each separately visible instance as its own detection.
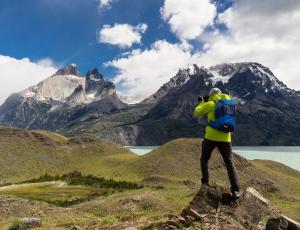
[0,62,299,145]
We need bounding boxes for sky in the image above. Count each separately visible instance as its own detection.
[0,0,299,104]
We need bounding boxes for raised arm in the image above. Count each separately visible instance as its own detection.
[193,101,215,118]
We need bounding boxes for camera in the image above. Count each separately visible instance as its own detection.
[198,95,209,102]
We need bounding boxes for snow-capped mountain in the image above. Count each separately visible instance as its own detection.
[18,64,118,107]
[0,62,299,146]
[114,62,300,145]
[0,64,126,129]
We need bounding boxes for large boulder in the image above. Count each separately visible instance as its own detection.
[161,186,272,229]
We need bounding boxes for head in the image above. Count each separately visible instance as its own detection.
[209,88,222,96]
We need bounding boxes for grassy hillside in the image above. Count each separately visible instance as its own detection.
[0,126,300,228]
[0,126,140,184]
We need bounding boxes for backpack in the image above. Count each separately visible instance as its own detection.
[208,99,236,133]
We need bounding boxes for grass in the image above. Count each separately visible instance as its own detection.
[0,126,140,184]
[0,182,109,206]
[0,127,300,228]
[0,171,143,207]
[251,160,300,221]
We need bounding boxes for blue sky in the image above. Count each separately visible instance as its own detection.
[0,0,299,103]
[0,0,232,76]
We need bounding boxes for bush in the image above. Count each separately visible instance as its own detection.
[7,220,22,230]
[26,171,143,190]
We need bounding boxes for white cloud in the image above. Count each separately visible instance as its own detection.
[0,55,57,105]
[98,23,148,48]
[105,0,300,103]
[106,40,200,102]
[196,0,300,90]
[161,0,217,41]
[99,0,114,8]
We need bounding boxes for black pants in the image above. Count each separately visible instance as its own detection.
[201,139,240,193]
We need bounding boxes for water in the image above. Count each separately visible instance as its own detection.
[124,146,159,155]
[125,146,300,171]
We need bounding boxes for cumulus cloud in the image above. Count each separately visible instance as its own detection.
[98,23,148,48]
[106,40,200,102]
[0,55,57,105]
[104,0,300,103]
[197,0,300,90]
[161,0,217,41]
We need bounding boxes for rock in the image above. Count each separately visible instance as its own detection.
[232,187,269,226]
[164,225,177,230]
[68,225,82,230]
[188,184,223,214]
[177,215,190,227]
[21,217,41,229]
[266,217,289,230]
[124,227,138,230]
[279,215,300,230]
[182,207,203,221]
[166,219,180,228]
[159,186,299,230]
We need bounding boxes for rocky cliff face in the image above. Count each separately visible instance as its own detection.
[0,64,126,130]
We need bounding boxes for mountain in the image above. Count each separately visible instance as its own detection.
[0,62,299,145]
[83,62,299,146]
[0,64,126,130]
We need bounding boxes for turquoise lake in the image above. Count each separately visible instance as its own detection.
[124,146,300,171]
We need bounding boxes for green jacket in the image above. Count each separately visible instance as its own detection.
[193,93,232,142]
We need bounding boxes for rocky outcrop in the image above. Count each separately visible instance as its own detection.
[161,185,300,230]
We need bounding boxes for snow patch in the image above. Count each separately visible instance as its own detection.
[117,92,141,104]
[208,70,231,86]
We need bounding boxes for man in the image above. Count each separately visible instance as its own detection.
[193,88,241,198]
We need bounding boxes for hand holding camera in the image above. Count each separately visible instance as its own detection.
[198,95,209,102]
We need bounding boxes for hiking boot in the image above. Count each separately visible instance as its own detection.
[232,191,241,199]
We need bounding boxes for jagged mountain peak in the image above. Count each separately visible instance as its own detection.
[86,68,103,79]
[54,64,82,77]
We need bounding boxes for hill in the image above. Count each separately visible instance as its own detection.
[0,126,139,184]
[0,128,300,228]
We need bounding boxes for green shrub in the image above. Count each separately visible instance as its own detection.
[8,220,22,230]
[26,171,143,190]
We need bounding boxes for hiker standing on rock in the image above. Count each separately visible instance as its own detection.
[193,88,241,198]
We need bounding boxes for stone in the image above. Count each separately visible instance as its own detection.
[21,217,41,229]
[188,184,223,214]
[68,225,82,230]
[280,215,300,230]
[166,219,180,228]
[182,207,203,221]
[232,187,269,226]
[177,215,190,227]
[266,217,289,230]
